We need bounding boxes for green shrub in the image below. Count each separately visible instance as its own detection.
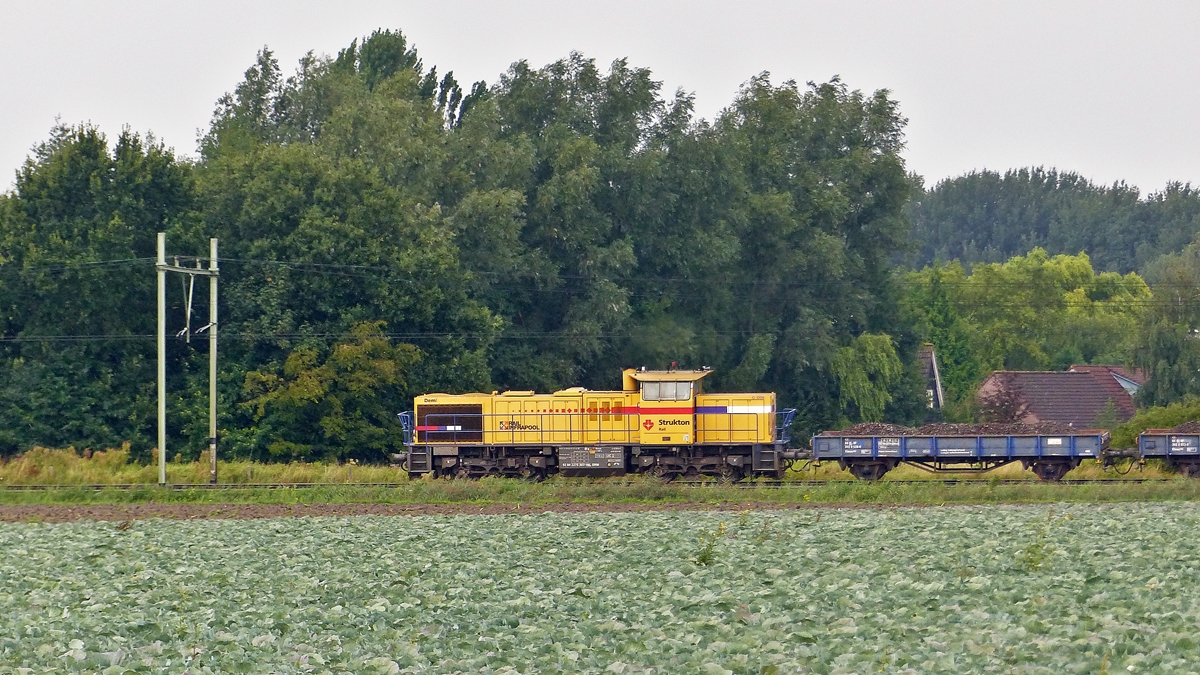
[1112,397,1200,448]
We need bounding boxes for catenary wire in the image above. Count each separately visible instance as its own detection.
[4,255,1200,344]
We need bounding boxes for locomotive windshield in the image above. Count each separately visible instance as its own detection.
[641,381,692,401]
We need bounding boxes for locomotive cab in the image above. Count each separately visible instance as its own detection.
[625,368,711,446]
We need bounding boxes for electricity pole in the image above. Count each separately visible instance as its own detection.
[157,234,166,485]
[155,233,220,485]
[208,238,219,484]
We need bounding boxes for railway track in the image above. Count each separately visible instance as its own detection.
[0,478,1176,491]
[676,478,1173,487]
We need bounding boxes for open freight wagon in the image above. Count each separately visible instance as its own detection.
[811,428,1110,481]
[1138,429,1200,476]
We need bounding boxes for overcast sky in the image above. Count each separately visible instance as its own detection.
[2,1,1196,193]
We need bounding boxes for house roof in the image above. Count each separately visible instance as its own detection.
[1068,364,1146,385]
[1075,362,1147,398]
[982,369,1136,427]
[1068,364,1144,402]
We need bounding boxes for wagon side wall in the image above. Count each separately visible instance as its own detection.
[811,434,1108,462]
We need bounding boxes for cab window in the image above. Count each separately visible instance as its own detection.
[642,381,692,401]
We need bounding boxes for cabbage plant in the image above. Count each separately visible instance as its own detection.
[2,504,1199,673]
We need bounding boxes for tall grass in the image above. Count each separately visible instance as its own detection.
[0,445,1175,488]
[0,446,406,486]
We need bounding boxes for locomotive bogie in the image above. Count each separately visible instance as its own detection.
[404,442,780,480]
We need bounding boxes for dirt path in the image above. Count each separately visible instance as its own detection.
[0,501,828,523]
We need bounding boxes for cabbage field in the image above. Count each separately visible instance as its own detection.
[3,504,1200,674]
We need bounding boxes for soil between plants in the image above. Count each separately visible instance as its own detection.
[0,501,839,523]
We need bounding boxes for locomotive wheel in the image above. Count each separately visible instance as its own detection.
[432,465,458,479]
[520,466,547,482]
[717,465,745,483]
[655,465,682,483]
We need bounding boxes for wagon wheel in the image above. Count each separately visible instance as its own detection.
[1177,462,1200,478]
[848,462,888,481]
[1031,461,1069,482]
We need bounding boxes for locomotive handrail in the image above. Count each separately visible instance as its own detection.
[409,410,777,446]
[776,408,797,445]
[396,411,414,446]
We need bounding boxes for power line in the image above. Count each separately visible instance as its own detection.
[13,315,1200,346]
[0,257,154,274]
[7,254,1200,326]
[0,330,770,343]
[0,334,155,343]
[1,253,1196,294]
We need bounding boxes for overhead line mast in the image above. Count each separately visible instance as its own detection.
[156,233,220,485]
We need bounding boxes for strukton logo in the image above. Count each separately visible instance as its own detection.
[642,419,654,430]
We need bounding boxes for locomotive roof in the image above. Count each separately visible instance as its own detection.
[628,369,712,382]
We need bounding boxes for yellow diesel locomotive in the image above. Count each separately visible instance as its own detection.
[398,367,797,480]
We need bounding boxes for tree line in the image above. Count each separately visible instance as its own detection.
[0,30,924,461]
[909,167,1200,274]
[907,168,1200,418]
[3,30,1198,462]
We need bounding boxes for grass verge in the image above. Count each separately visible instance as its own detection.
[0,447,1173,487]
[0,446,408,485]
[4,475,1200,506]
[3,446,1193,507]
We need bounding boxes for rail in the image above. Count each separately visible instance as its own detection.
[0,477,1178,491]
